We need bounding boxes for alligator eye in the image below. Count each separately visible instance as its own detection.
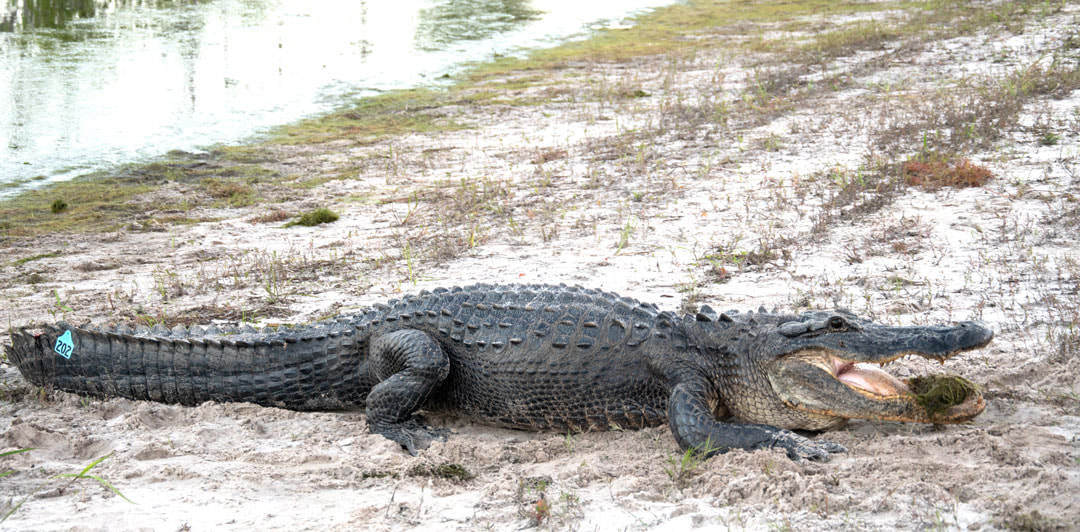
[827,316,847,330]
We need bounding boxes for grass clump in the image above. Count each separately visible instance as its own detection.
[285,207,339,227]
[1038,132,1060,146]
[50,199,67,213]
[907,374,981,415]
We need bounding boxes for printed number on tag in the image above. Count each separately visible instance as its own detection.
[54,330,74,359]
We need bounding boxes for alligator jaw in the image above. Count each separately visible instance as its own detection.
[766,321,993,426]
[825,351,984,421]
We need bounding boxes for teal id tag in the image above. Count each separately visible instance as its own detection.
[54,330,74,359]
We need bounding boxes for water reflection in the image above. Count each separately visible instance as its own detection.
[415,0,541,51]
[0,0,673,192]
[1,0,98,31]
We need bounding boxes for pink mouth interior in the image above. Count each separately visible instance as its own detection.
[833,359,911,396]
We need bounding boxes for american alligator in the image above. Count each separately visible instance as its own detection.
[5,283,991,461]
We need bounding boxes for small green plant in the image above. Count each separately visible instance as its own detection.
[762,134,784,152]
[615,216,635,255]
[1038,131,1060,146]
[559,490,583,515]
[404,241,416,285]
[1,451,133,523]
[48,289,72,320]
[50,199,67,213]
[262,251,283,303]
[285,207,339,227]
[663,438,717,488]
[0,448,33,480]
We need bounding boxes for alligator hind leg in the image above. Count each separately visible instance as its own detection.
[667,380,847,461]
[366,329,451,455]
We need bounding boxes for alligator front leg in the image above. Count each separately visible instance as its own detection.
[667,380,847,461]
[366,329,451,455]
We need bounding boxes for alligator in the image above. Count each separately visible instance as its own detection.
[5,283,992,461]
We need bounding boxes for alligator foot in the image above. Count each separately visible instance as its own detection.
[371,417,450,456]
[769,431,847,462]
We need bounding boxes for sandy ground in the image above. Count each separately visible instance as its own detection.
[2,2,1079,531]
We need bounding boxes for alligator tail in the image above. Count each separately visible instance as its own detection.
[5,321,368,410]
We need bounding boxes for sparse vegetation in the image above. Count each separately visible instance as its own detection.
[286,207,339,227]
[12,252,60,266]
[901,157,994,190]
[1,451,132,523]
[663,439,717,489]
[1038,131,1061,146]
[249,208,291,224]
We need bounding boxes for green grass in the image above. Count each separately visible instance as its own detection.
[0,176,155,238]
[663,438,718,489]
[285,207,339,227]
[465,0,891,82]
[12,252,61,266]
[272,88,466,145]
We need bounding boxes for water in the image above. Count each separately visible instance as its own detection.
[0,0,672,193]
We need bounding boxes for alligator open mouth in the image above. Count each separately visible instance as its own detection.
[769,349,987,425]
[832,353,984,421]
[832,356,911,396]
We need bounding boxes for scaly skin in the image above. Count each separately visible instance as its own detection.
[4,283,993,461]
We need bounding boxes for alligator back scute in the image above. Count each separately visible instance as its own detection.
[7,284,678,428]
[366,284,673,430]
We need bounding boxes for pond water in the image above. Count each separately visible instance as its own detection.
[0,0,672,193]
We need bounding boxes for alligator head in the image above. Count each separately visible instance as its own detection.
[748,310,992,428]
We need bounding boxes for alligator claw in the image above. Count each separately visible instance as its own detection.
[371,417,449,455]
